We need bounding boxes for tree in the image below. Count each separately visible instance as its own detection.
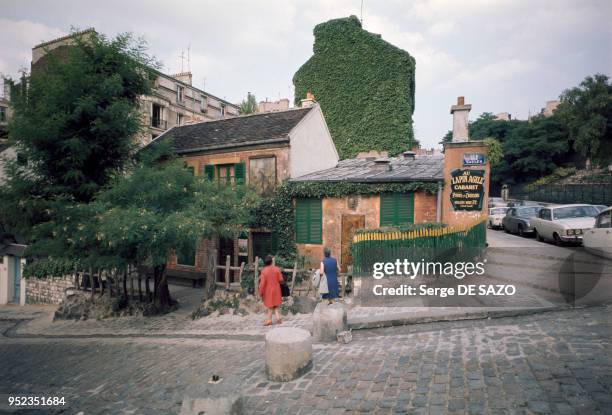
[87,162,258,309]
[484,138,503,166]
[239,92,258,114]
[0,31,156,241]
[556,74,612,167]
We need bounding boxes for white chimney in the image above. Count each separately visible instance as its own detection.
[450,96,471,142]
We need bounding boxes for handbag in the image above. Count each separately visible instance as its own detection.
[280,281,291,297]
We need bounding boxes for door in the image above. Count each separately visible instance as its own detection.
[341,215,365,273]
[218,237,236,282]
[11,257,20,304]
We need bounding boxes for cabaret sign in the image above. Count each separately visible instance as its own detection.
[450,169,485,211]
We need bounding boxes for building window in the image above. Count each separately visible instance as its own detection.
[380,193,414,226]
[0,106,6,122]
[203,163,245,184]
[200,95,207,112]
[221,104,226,117]
[176,113,183,126]
[176,85,184,103]
[176,245,196,266]
[295,198,322,244]
[151,103,164,128]
[249,156,276,195]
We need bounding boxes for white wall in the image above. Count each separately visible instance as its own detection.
[0,255,8,305]
[289,105,339,178]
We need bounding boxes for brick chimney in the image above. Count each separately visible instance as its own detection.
[450,96,471,142]
[300,91,316,108]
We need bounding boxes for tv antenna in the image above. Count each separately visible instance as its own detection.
[179,50,185,73]
[187,43,191,72]
[360,0,364,24]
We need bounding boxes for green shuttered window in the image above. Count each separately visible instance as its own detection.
[203,165,215,180]
[234,162,245,183]
[295,198,322,244]
[380,193,414,226]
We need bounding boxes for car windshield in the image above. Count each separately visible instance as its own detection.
[553,206,599,220]
[490,208,508,215]
[518,207,540,217]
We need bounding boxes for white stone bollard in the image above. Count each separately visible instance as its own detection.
[265,327,313,382]
[312,302,348,343]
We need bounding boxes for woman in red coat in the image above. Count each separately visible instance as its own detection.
[258,255,284,326]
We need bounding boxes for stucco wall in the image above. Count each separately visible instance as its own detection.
[289,105,339,178]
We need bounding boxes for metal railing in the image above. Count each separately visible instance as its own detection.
[513,183,612,206]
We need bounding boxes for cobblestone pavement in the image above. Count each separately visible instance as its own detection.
[1,305,610,414]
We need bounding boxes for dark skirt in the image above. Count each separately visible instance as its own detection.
[322,273,340,299]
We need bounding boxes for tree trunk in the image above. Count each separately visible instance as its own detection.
[204,248,218,300]
[89,267,94,299]
[123,268,128,300]
[129,265,135,299]
[154,264,172,310]
[138,271,143,302]
[145,275,151,303]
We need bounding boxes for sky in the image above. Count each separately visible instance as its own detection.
[1,0,610,148]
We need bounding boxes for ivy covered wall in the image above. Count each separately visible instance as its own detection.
[293,15,416,159]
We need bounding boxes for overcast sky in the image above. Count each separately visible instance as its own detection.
[1,0,610,148]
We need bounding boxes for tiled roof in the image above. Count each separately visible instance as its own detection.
[163,107,313,154]
[291,155,444,182]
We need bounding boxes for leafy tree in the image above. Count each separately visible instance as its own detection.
[484,138,503,166]
[88,162,258,309]
[556,74,612,167]
[0,31,156,241]
[239,92,258,114]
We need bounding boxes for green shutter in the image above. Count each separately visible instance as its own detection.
[187,166,195,176]
[204,165,215,180]
[234,162,245,184]
[295,198,322,244]
[380,193,414,226]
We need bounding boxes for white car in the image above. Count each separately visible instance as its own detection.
[583,207,612,259]
[531,204,599,245]
[488,207,509,229]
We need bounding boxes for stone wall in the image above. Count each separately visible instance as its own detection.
[26,276,74,304]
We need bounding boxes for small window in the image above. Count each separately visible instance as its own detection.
[221,104,226,117]
[540,209,551,220]
[200,95,207,112]
[217,164,234,185]
[295,198,322,244]
[152,103,163,128]
[177,85,184,103]
[380,193,414,226]
[252,232,278,259]
[176,113,183,126]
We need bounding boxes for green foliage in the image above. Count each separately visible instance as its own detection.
[293,16,416,159]
[207,296,240,311]
[530,167,577,186]
[555,73,612,166]
[1,31,156,243]
[239,92,258,114]
[483,138,503,166]
[251,180,440,257]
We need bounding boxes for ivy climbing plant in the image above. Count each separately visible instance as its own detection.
[293,15,416,159]
[250,180,440,258]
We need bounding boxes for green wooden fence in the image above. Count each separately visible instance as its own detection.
[351,220,487,277]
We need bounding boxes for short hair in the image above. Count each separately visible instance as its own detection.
[323,247,331,257]
[264,255,273,266]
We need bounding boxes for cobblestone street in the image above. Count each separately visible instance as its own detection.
[1,305,610,414]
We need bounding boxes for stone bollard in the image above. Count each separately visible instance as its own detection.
[265,327,313,382]
[312,302,348,343]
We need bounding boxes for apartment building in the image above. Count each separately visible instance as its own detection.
[30,29,240,145]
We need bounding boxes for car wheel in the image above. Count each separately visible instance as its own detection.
[553,232,564,246]
[535,229,544,242]
[518,224,525,237]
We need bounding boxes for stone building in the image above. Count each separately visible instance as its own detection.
[30,29,240,145]
[156,102,338,278]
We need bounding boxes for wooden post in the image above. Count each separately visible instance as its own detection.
[272,256,275,266]
[225,255,231,291]
[253,257,259,298]
[306,271,313,297]
[204,248,217,300]
[89,267,94,299]
[341,273,346,298]
[238,262,245,284]
[290,262,297,296]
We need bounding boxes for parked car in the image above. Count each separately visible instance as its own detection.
[488,207,509,229]
[592,205,609,212]
[583,207,612,259]
[502,206,542,236]
[488,197,507,208]
[531,204,599,245]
